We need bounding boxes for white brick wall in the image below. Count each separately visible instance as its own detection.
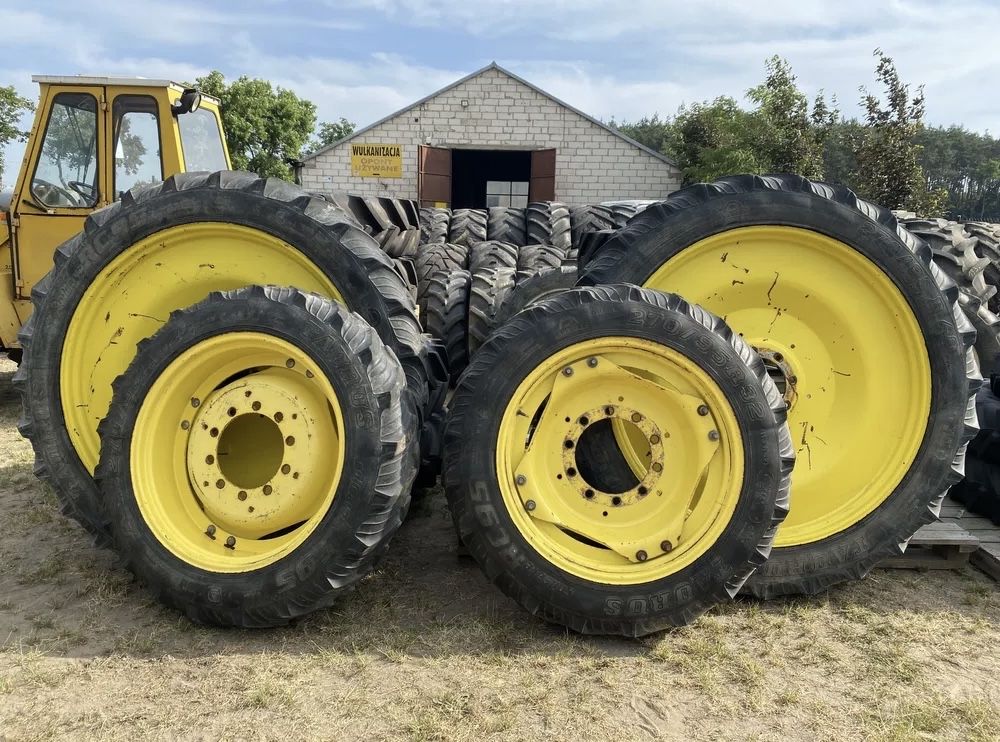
[300,67,681,203]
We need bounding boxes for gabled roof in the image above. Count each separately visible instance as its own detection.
[302,62,677,167]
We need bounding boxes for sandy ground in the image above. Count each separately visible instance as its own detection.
[0,356,999,741]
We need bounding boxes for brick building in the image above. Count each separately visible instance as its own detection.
[298,63,681,207]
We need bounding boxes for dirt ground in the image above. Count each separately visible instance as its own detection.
[0,356,998,742]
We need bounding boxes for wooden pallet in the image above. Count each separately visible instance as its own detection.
[880,520,979,570]
[940,497,1000,581]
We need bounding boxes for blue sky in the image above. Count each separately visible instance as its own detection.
[4,0,999,185]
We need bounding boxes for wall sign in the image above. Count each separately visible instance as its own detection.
[350,143,403,178]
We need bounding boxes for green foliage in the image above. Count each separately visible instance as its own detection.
[917,125,1000,220]
[0,85,34,184]
[195,70,317,180]
[850,50,945,215]
[614,57,835,184]
[311,117,356,152]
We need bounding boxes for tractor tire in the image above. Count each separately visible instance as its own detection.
[419,207,451,245]
[449,208,488,247]
[570,204,616,249]
[526,201,571,250]
[414,242,469,318]
[950,380,1000,524]
[16,171,430,543]
[581,174,979,598]
[469,240,519,273]
[602,200,657,230]
[487,207,527,246]
[494,264,578,328]
[467,266,516,356]
[577,230,616,267]
[443,284,793,636]
[424,269,471,378]
[95,285,416,627]
[517,244,566,277]
[379,226,421,259]
[415,336,450,488]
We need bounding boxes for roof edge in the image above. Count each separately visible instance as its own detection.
[301,62,678,168]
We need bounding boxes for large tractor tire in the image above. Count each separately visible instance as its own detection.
[602,200,657,230]
[419,207,451,245]
[494,264,578,328]
[467,266,516,356]
[424,269,471,378]
[526,201,571,250]
[414,242,469,318]
[951,377,1000,524]
[95,286,416,627]
[444,285,792,636]
[16,171,430,543]
[581,174,979,598]
[901,217,1000,373]
[469,240,519,273]
[517,244,567,277]
[570,204,616,249]
[449,208,488,247]
[487,207,527,246]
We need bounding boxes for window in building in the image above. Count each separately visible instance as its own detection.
[113,95,163,198]
[31,92,99,208]
[178,108,228,172]
[486,180,529,208]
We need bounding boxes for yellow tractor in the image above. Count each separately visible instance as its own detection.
[0,76,229,362]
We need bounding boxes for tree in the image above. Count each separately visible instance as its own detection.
[195,71,317,180]
[310,117,356,152]
[850,50,946,214]
[0,85,34,185]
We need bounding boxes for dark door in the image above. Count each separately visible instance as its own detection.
[529,148,556,202]
[418,145,452,207]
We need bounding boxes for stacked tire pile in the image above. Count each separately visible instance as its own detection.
[15,172,978,637]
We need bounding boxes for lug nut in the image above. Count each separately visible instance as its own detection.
[180,420,190,430]
[191,398,201,408]
[697,405,709,416]
[238,491,247,501]
[215,479,225,489]
[651,462,663,473]
[586,357,598,368]
[636,550,648,562]
[515,474,527,486]
[562,366,574,377]
[525,499,536,511]
[225,536,236,549]
[708,430,720,441]
[649,434,660,444]
[205,524,216,539]
[631,412,643,423]
[263,484,273,496]
[285,358,295,368]
[660,540,673,553]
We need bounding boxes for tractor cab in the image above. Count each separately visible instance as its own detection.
[0,76,229,357]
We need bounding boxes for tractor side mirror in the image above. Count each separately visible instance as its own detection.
[171,89,203,117]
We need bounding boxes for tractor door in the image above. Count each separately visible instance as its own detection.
[10,85,108,299]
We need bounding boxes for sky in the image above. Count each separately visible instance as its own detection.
[3,0,1000,186]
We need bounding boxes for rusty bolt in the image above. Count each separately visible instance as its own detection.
[191,397,201,408]
[180,420,190,430]
[586,357,598,368]
[697,405,709,416]
[205,455,214,465]
[215,479,225,489]
[660,540,673,553]
[789,375,798,384]
[515,474,527,486]
[525,500,536,512]
[649,434,661,445]
[285,358,295,368]
[238,491,247,501]
[562,366,574,377]
[263,484,273,496]
[708,430,720,441]
[281,464,291,475]
[631,412,642,423]
[252,401,261,411]
[651,462,663,473]
[225,536,236,549]
[636,550,648,562]
[274,412,284,423]
[205,524,217,539]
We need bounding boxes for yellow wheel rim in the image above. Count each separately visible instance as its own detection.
[61,223,342,475]
[496,337,745,585]
[131,332,345,572]
[641,226,931,546]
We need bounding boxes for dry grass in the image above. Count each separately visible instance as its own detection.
[0,356,998,741]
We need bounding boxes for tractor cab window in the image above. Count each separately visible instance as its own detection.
[31,92,99,208]
[113,95,163,198]
[178,108,227,172]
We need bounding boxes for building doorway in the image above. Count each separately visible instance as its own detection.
[418,146,556,207]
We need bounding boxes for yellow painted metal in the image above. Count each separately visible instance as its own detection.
[642,226,931,546]
[496,338,744,585]
[131,332,344,572]
[62,223,343,475]
[2,77,231,352]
